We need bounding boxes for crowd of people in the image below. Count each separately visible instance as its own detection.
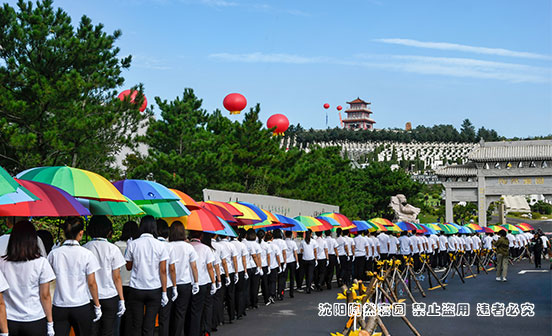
[0,216,548,336]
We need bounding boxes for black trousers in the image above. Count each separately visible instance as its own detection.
[413,253,421,271]
[169,283,191,336]
[53,303,93,336]
[201,286,213,334]
[353,256,366,281]
[158,288,172,336]
[127,287,161,336]
[337,256,346,284]
[119,286,132,336]
[430,251,438,268]
[8,318,46,336]
[303,260,315,293]
[342,257,352,286]
[277,266,286,298]
[534,248,542,267]
[366,257,374,275]
[92,295,118,336]
[439,251,448,267]
[223,273,235,322]
[268,267,278,298]
[185,284,208,336]
[234,271,246,317]
[380,253,389,260]
[213,276,225,328]
[314,258,327,289]
[247,268,260,308]
[296,254,305,289]
[325,254,337,289]
[260,266,270,303]
[286,261,296,296]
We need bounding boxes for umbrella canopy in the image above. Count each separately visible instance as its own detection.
[278,215,307,232]
[229,202,265,225]
[139,200,190,218]
[466,223,484,232]
[395,221,417,232]
[448,223,472,234]
[427,223,442,232]
[488,225,507,233]
[0,180,90,217]
[18,166,126,202]
[515,224,531,232]
[419,224,437,235]
[205,217,237,238]
[518,222,535,231]
[294,216,324,229]
[170,189,201,210]
[0,166,19,196]
[312,217,336,232]
[78,196,144,216]
[483,227,495,233]
[113,179,180,204]
[316,216,340,227]
[319,212,354,228]
[412,223,428,234]
[438,223,459,234]
[0,186,39,205]
[205,201,244,216]
[167,208,225,231]
[199,202,238,224]
[351,220,372,232]
[501,224,522,233]
[366,221,389,232]
[370,218,394,227]
[261,209,281,224]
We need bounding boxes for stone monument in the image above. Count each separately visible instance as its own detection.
[389,194,421,223]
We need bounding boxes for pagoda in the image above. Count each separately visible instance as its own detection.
[342,97,376,130]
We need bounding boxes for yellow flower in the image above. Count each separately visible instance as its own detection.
[337,292,347,300]
[349,330,360,336]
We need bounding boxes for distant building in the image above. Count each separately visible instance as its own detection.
[342,97,376,130]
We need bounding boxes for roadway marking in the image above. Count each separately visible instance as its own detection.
[486,267,495,271]
[398,299,406,303]
[465,275,476,279]
[429,284,447,290]
[518,270,550,274]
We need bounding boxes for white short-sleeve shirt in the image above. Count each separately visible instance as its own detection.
[114,240,132,287]
[243,240,261,269]
[483,236,493,249]
[506,234,515,247]
[300,239,318,261]
[398,236,411,255]
[325,236,337,255]
[438,235,448,251]
[315,237,327,260]
[268,242,282,269]
[259,240,270,267]
[345,236,354,256]
[285,238,298,263]
[230,240,248,273]
[125,233,169,290]
[388,236,399,254]
[83,239,126,300]
[170,241,198,285]
[335,236,347,256]
[0,257,54,321]
[353,236,367,257]
[273,238,289,261]
[220,239,238,274]
[48,240,101,307]
[190,240,216,285]
[377,233,390,254]
[158,238,179,287]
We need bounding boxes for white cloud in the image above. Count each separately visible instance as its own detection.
[132,55,172,70]
[374,38,551,61]
[198,0,238,7]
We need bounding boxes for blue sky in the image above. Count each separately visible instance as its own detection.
[8,0,552,137]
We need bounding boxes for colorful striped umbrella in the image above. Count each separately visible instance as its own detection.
[501,224,522,233]
[419,224,437,235]
[482,227,495,234]
[205,217,237,238]
[395,221,417,232]
[294,216,324,229]
[313,217,337,232]
[412,223,428,234]
[351,220,372,232]
[488,225,507,233]
[448,223,472,234]
[230,202,265,225]
[427,223,443,232]
[319,212,354,228]
[261,209,281,224]
[0,166,19,196]
[0,186,39,205]
[170,189,201,210]
[0,180,90,217]
[205,201,244,217]
[438,223,459,234]
[113,179,180,204]
[370,218,394,226]
[518,222,535,231]
[515,224,531,232]
[199,202,238,224]
[316,216,340,227]
[466,223,484,232]
[278,215,307,232]
[167,208,226,232]
[139,200,190,218]
[77,196,144,216]
[366,220,389,232]
[17,166,126,202]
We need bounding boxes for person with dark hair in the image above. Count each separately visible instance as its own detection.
[334,228,348,287]
[211,234,231,330]
[438,230,449,270]
[113,221,139,336]
[48,216,102,336]
[167,221,199,335]
[323,230,338,290]
[187,230,216,336]
[313,231,328,291]
[299,230,318,294]
[493,230,510,281]
[265,231,282,303]
[83,216,126,336]
[0,220,54,336]
[200,232,221,334]
[343,230,355,286]
[37,230,54,255]
[0,272,8,336]
[256,230,271,305]
[532,232,544,268]
[284,230,299,298]
[218,234,239,323]
[243,229,262,309]
[229,232,249,320]
[125,215,169,336]
[155,219,177,336]
[352,231,367,281]
[271,230,288,300]
[0,217,47,257]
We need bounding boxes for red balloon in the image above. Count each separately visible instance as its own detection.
[337,105,343,111]
[118,90,147,112]
[223,93,247,115]
[323,103,330,109]
[266,114,290,135]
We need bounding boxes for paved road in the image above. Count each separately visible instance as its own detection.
[215,259,551,336]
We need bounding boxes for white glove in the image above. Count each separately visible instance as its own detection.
[47,322,55,336]
[0,333,7,336]
[258,267,264,276]
[347,255,350,262]
[282,263,287,272]
[278,266,283,273]
[267,267,271,275]
[244,271,249,280]
[161,292,169,307]
[117,300,126,317]
[296,262,300,269]
[326,260,329,266]
[192,283,200,295]
[171,287,178,302]
[216,282,222,291]
[352,255,356,262]
[234,273,239,284]
[210,283,216,295]
[315,260,318,267]
[225,276,231,286]
[93,305,102,322]
[337,258,341,265]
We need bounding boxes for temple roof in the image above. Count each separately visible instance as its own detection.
[435,163,478,177]
[347,97,370,105]
[468,140,552,162]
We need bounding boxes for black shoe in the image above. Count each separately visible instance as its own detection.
[237,315,243,320]
[306,289,311,294]
[290,293,294,298]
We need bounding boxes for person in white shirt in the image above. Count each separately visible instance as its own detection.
[398,231,412,272]
[48,217,102,336]
[266,232,282,303]
[219,236,239,322]
[284,230,299,298]
[0,220,54,336]
[211,234,230,328]
[0,217,47,259]
[243,229,262,310]
[428,233,439,268]
[352,232,367,281]
[124,216,169,336]
[483,233,494,250]
[272,230,288,300]
[506,231,516,257]
[229,234,249,319]
[438,231,448,269]
[377,231,390,260]
[256,230,271,305]
[167,221,199,336]
[335,229,351,287]
[411,232,423,271]
[367,232,381,273]
[388,232,400,260]
[113,220,139,336]
[154,220,178,336]
[83,216,126,336]
[323,230,338,290]
[313,231,328,291]
[299,230,318,294]
[0,270,8,336]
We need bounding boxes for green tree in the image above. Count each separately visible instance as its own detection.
[0,0,147,177]
[460,119,476,142]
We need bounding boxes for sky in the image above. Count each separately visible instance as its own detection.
[6,0,552,137]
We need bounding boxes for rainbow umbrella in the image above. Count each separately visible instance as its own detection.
[313,217,337,232]
[395,221,417,232]
[167,208,226,232]
[77,196,144,216]
[488,225,507,233]
[278,215,307,232]
[170,189,201,210]
[18,166,126,202]
[0,186,39,205]
[205,201,243,216]
[113,179,180,204]
[319,212,354,228]
[419,224,437,235]
[438,223,458,234]
[139,200,190,218]
[518,222,534,231]
[205,217,237,238]
[370,218,394,227]
[427,223,442,232]
[294,216,324,229]
[261,209,281,224]
[501,224,522,234]
[199,202,238,224]
[448,223,472,234]
[351,220,372,232]
[412,223,428,234]
[230,202,265,225]
[466,223,484,232]
[0,166,19,196]
[515,224,531,232]
[316,216,340,227]
[482,227,494,234]
[366,220,388,232]
[0,180,90,217]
